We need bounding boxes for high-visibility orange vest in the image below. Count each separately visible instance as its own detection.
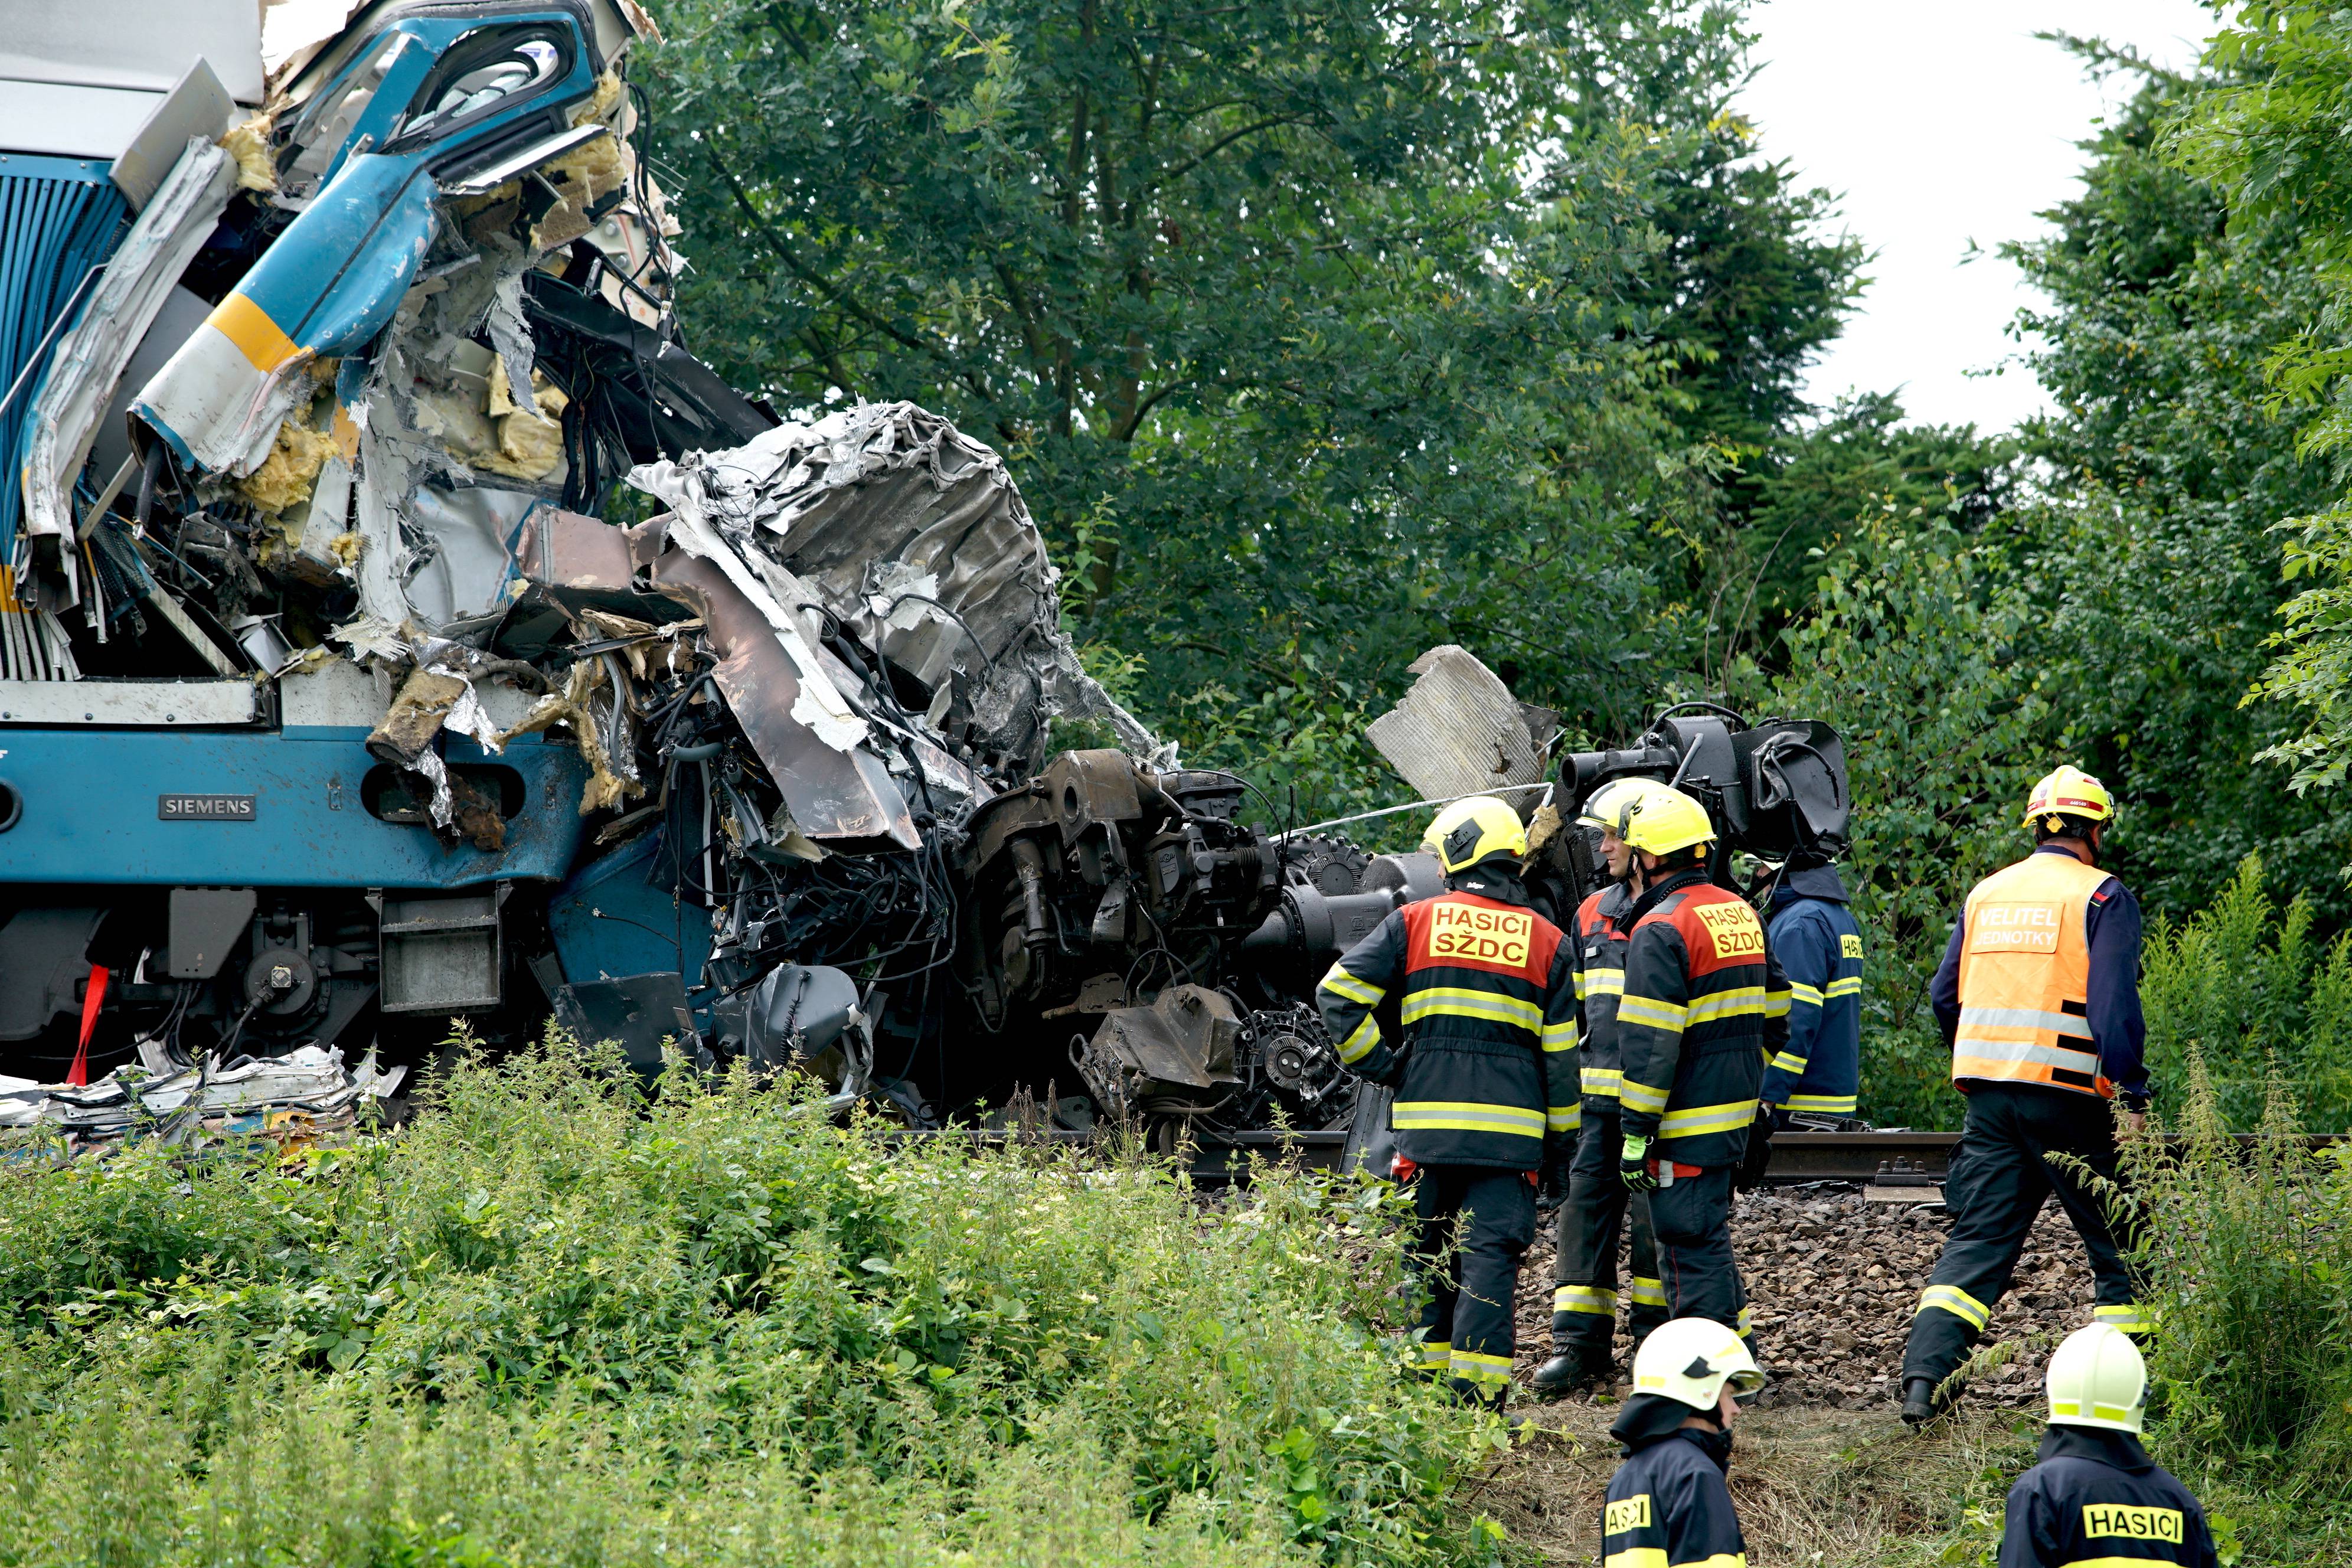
[1952,849,2115,1098]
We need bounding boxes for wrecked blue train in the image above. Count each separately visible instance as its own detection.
[0,1,1437,1139]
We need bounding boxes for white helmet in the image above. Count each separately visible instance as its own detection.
[1631,1317,1763,1411]
[2046,1322,2148,1434]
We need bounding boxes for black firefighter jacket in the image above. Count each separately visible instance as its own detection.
[1998,1426,2220,1568]
[1317,882,1578,1170]
[1570,880,1636,1112]
[1603,1426,1747,1568]
[1615,869,1791,1169]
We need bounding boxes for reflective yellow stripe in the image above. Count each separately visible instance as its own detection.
[2058,1560,2181,1568]
[2092,1304,2151,1334]
[1548,1103,1582,1132]
[1630,1276,1666,1307]
[1415,1341,1452,1369]
[1786,1092,1857,1113]
[1403,987,1543,1032]
[1917,1284,1989,1330]
[1763,987,1790,1018]
[1619,1079,1670,1113]
[1736,1304,1753,1334]
[1391,1100,1546,1137]
[1767,1051,1808,1074]
[1684,986,1767,1024]
[1319,963,1385,1007]
[1672,1557,1746,1568]
[1602,1551,1667,1568]
[1542,1020,1577,1053]
[1658,1097,1756,1138]
[1786,981,1824,1007]
[1618,995,1687,1030]
[1450,1347,1513,1386]
[1582,1066,1623,1096]
[1825,976,1862,998]
[1584,968,1625,997]
[1335,1015,1381,1064]
[1556,1285,1618,1315]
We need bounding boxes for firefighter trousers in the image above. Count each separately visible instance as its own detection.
[1900,1083,2150,1393]
[1410,1165,1536,1405]
[1646,1162,1755,1354]
[1550,1108,1666,1358]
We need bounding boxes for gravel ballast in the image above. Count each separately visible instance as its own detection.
[1511,1184,2103,1410]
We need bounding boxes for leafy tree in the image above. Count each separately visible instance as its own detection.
[1715,391,2016,676]
[1736,518,2050,1126]
[645,0,1861,768]
[2014,33,2352,913]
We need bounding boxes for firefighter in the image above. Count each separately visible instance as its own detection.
[1758,847,1864,1123]
[1999,1324,2219,1568]
[1613,787,1788,1360]
[1601,1315,1762,1568]
[1900,766,2151,1427]
[1532,777,1672,1394]
[1316,794,1579,1408]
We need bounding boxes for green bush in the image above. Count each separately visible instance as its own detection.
[2126,1057,2352,1521]
[2140,857,2352,1133]
[0,1035,1498,1567]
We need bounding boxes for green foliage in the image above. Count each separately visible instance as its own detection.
[2124,1059,2352,1513]
[1733,393,2017,656]
[0,1035,1497,1566]
[1737,519,2050,1127]
[644,0,1870,770]
[2008,36,2352,915]
[2096,5,2352,884]
[2137,856,2352,1131]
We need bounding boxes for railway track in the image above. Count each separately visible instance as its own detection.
[891,1126,2344,1187]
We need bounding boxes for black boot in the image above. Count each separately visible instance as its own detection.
[1900,1376,1943,1427]
[1530,1346,1611,1394]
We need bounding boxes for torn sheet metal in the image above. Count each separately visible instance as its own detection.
[628,402,1158,769]
[1364,643,1551,802]
[19,138,234,552]
[638,520,919,846]
[0,1044,403,1139]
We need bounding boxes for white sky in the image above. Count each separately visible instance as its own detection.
[1741,1,2221,434]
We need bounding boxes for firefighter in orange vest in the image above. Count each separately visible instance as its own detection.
[1317,795,1580,1408]
[1900,766,2151,1426]
[1612,787,1788,1363]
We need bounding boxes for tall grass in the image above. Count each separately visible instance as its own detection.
[2125,1054,2352,1515]
[0,1033,1498,1567]
[2137,857,2352,1132]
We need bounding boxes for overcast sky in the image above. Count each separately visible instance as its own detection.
[1740,1,2222,434]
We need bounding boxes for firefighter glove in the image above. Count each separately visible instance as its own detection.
[1619,1133,1657,1192]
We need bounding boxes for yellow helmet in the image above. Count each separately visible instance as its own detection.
[2024,765,2115,831]
[1422,795,1528,874]
[1631,1317,1764,1410]
[1619,787,1715,858]
[1576,778,1668,838]
[2045,1322,2147,1433]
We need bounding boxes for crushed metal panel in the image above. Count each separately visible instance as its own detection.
[647,539,919,847]
[1073,985,1243,1119]
[626,403,1159,767]
[1364,643,1548,802]
[21,138,236,551]
[110,59,238,210]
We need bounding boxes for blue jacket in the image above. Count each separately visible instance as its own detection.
[1603,1425,1746,1568]
[1930,843,2150,1110]
[1760,864,1863,1116]
[1998,1426,2217,1568]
